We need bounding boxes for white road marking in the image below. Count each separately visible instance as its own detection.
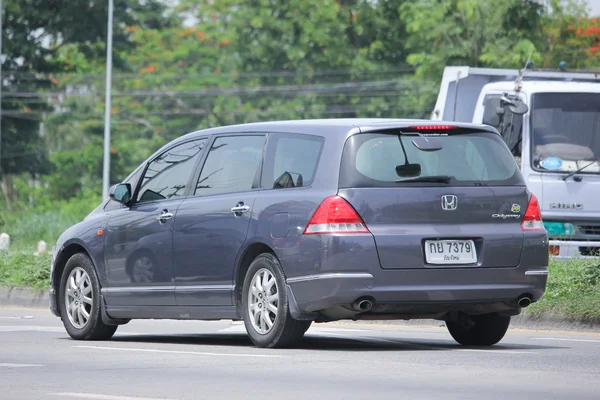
[457,349,536,354]
[0,326,150,336]
[50,393,175,400]
[0,363,44,368]
[531,337,600,343]
[73,345,284,358]
[0,326,66,333]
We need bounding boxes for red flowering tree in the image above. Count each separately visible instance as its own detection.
[540,1,600,69]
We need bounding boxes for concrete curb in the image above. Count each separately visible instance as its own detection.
[0,287,50,309]
[2,287,599,333]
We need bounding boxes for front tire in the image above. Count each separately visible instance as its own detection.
[242,253,311,348]
[446,314,511,346]
[58,252,118,341]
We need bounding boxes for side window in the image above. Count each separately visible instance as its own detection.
[262,133,325,189]
[482,94,523,159]
[195,135,265,197]
[136,139,207,203]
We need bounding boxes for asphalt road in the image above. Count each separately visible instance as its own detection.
[1,307,599,400]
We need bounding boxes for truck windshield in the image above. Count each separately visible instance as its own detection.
[531,92,600,174]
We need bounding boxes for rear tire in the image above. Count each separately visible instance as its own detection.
[58,252,118,341]
[242,253,311,348]
[446,314,511,346]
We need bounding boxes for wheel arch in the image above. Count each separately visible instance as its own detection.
[52,242,98,316]
[234,241,278,311]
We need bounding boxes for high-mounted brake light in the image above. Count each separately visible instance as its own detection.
[407,125,457,131]
[521,194,545,231]
[303,196,370,235]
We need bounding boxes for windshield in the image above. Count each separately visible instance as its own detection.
[339,131,525,188]
[530,92,600,174]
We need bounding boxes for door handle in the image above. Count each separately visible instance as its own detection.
[156,210,174,222]
[231,203,250,215]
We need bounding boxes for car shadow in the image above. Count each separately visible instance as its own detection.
[94,332,563,353]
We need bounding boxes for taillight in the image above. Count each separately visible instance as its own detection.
[303,196,370,235]
[521,194,544,231]
[407,125,457,131]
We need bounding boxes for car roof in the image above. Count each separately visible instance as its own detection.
[174,118,495,144]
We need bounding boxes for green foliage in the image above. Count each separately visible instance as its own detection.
[0,188,101,248]
[525,258,600,322]
[0,251,52,290]
[400,0,548,80]
[0,0,179,211]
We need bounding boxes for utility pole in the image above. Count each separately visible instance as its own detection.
[102,0,114,199]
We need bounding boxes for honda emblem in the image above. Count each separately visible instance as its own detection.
[441,195,458,211]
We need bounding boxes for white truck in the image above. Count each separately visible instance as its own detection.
[431,65,600,260]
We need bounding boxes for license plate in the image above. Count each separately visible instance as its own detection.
[424,240,477,265]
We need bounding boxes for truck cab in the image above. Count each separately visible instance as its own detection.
[431,66,600,259]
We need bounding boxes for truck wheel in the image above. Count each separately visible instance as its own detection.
[242,253,311,348]
[58,252,118,340]
[446,314,511,346]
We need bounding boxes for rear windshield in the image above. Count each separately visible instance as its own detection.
[339,131,525,187]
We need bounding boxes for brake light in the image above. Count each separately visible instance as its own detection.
[303,196,370,234]
[407,125,457,131]
[521,194,544,231]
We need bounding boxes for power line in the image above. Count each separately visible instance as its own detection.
[6,66,418,81]
[0,78,435,100]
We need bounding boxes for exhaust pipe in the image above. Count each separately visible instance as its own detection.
[518,296,532,308]
[351,298,373,312]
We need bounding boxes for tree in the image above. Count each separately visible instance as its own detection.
[0,0,178,209]
[178,0,433,121]
[540,0,600,69]
[399,0,548,80]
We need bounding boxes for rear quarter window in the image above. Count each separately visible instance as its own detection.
[339,131,525,187]
[261,133,325,189]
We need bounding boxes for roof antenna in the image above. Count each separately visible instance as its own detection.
[514,47,535,93]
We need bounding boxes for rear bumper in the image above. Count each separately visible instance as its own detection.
[287,267,548,316]
[549,239,600,260]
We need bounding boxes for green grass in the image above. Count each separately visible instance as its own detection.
[0,250,52,290]
[0,249,599,325]
[524,258,600,323]
[0,189,101,250]
[0,211,81,251]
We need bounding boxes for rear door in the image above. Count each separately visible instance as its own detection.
[337,125,530,269]
[173,134,266,306]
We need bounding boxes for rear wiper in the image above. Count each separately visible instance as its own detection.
[562,159,598,181]
[396,175,452,183]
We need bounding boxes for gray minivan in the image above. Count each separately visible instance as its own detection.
[49,119,549,348]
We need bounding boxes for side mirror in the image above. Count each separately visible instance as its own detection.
[508,101,529,115]
[109,183,132,204]
[500,96,529,115]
